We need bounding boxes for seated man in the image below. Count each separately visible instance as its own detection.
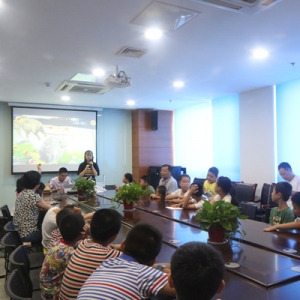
[169,242,225,300]
[159,164,178,194]
[49,167,72,191]
[278,162,300,208]
[78,223,175,299]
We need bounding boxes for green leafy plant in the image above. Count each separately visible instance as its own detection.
[73,177,96,197]
[112,183,145,205]
[196,201,248,236]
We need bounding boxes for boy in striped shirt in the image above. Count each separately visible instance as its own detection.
[59,209,122,299]
[78,223,176,299]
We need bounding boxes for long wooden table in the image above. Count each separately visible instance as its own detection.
[45,192,300,299]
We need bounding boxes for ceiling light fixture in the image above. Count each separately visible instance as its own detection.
[92,69,105,77]
[173,81,184,88]
[127,100,135,106]
[252,48,269,59]
[145,28,163,39]
[61,96,70,101]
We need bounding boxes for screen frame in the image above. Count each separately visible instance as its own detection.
[11,106,97,175]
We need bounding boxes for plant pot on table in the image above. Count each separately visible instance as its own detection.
[208,226,227,244]
[123,200,135,212]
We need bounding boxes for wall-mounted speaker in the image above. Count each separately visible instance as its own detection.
[151,110,158,131]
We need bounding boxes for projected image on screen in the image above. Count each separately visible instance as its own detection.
[12,107,97,174]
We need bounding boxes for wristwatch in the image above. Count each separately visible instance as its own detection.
[156,264,166,271]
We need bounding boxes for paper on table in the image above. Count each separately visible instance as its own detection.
[166,206,182,210]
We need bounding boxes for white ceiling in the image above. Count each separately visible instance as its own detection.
[0,0,299,110]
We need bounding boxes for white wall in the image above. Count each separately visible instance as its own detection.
[239,86,276,195]
[0,103,132,210]
[174,101,212,180]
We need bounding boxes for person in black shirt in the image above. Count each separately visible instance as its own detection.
[77,150,99,181]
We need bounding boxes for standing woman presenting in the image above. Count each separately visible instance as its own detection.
[77,150,100,180]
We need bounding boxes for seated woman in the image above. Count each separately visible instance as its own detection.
[172,183,204,209]
[13,170,51,243]
[165,174,191,203]
[210,176,238,206]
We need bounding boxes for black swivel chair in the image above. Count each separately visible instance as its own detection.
[0,205,13,221]
[4,221,44,268]
[9,245,42,291]
[235,183,258,203]
[1,232,15,279]
[5,268,41,300]
[256,183,277,223]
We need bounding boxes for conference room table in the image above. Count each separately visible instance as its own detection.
[44,192,300,300]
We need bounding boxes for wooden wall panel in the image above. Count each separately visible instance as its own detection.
[132,109,174,181]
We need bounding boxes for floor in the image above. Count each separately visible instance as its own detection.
[0,249,10,300]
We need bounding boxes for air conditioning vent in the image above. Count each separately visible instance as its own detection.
[55,81,111,95]
[116,46,147,58]
[190,0,281,14]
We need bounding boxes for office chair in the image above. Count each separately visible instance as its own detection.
[0,205,13,221]
[5,268,41,300]
[9,245,42,291]
[235,183,258,203]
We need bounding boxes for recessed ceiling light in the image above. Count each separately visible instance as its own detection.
[93,69,105,77]
[61,96,70,101]
[252,48,269,59]
[127,100,135,106]
[173,81,184,88]
[145,28,163,39]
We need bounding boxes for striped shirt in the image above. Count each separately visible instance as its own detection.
[59,239,121,299]
[48,228,62,250]
[77,254,168,300]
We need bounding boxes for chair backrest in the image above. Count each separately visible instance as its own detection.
[193,177,206,186]
[4,268,33,299]
[0,205,13,221]
[4,221,23,247]
[0,216,8,240]
[1,232,16,248]
[260,183,277,206]
[239,202,257,220]
[9,245,31,274]
[235,183,258,203]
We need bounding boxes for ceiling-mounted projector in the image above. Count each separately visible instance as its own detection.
[104,70,132,88]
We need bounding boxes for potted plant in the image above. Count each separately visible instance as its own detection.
[196,200,248,244]
[111,183,145,211]
[73,177,96,200]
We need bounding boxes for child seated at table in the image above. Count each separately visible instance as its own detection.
[40,213,85,299]
[264,192,300,231]
[150,185,166,201]
[139,175,155,196]
[203,167,219,199]
[115,172,135,191]
[42,204,93,253]
[265,182,295,227]
[169,241,225,300]
[165,174,191,203]
[210,176,238,206]
[171,182,204,209]
[78,223,176,299]
[60,209,123,299]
